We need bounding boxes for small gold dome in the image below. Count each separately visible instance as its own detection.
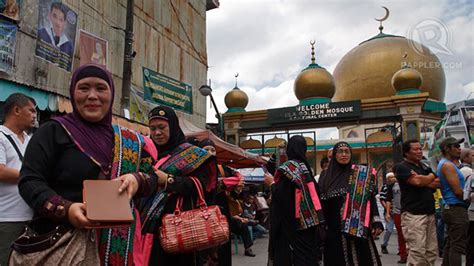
[224,87,248,111]
[294,66,335,100]
[333,35,445,101]
[391,67,423,92]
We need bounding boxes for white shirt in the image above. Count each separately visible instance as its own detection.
[0,125,33,221]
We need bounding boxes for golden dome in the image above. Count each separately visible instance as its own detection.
[294,42,335,103]
[294,66,335,101]
[224,86,248,112]
[333,34,445,101]
[264,136,286,148]
[240,138,262,149]
[391,67,423,92]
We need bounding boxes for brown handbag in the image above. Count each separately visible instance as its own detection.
[159,177,229,254]
[8,227,99,265]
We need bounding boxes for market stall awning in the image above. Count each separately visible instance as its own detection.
[179,119,266,168]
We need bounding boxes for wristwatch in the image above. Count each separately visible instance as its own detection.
[167,174,175,184]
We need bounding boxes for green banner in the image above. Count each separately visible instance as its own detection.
[143,67,193,114]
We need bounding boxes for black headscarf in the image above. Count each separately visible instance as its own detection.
[318,141,352,200]
[286,135,313,177]
[148,105,185,155]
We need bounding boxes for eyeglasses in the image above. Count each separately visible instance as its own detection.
[450,144,461,149]
[336,149,351,155]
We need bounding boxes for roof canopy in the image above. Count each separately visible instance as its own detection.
[179,119,265,168]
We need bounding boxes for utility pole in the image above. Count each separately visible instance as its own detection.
[120,0,134,115]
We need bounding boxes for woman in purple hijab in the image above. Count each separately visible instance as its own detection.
[16,64,159,265]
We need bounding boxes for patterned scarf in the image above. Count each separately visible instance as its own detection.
[140,143,212,233]
[97,125,154,266]
[279,160,324,230]
[342,164,376,239]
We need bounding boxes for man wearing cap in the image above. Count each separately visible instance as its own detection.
[436,137,469,266]
[394,139,440,266]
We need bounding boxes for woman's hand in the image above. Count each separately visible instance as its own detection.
[117,173,139,199]
[153,169,168,186]
[372,227,383,238]
[264,173,274,187]
[68,203,95,229]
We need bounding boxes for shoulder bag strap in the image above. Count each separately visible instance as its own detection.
[1,132,24,162]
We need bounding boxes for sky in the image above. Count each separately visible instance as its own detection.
[204,0,473,140]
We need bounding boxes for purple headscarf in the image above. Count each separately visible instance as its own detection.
[54,64,115,175]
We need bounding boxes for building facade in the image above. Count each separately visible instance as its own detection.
[0,0,213,127]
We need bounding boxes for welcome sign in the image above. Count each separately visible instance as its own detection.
[267,101,361,124]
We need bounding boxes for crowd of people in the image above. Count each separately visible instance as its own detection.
[0,63,473,266]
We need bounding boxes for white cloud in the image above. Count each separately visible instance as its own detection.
[205,0,474,127]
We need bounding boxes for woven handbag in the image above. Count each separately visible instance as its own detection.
[159,177,229,254]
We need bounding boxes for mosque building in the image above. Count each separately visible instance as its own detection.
[220,9,447,181]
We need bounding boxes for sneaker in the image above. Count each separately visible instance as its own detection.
[381,245,388,254]
[244,248,256,257]
[397,258,407,264]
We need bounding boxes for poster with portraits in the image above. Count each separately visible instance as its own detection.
[0,0,20,21]
[35,0,77,72]
[79,30,107,67]
[0,18,17,74]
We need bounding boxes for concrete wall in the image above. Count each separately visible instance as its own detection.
[0,0,208,126]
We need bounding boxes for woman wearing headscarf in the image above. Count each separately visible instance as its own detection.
[318,141,383,266]
[138,106,218,265]
[268,135,324,266]
[17,64,159,265]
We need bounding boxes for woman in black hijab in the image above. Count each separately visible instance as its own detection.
[140,106,218,265]
[269,135,324,266]
[319,141,383,266]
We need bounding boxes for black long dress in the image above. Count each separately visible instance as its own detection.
[270,172,319,266]
[321,193,382,266]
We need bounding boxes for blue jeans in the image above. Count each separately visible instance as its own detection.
[435,210,445,256]
[382,218,395,247]
[252,224,267,239]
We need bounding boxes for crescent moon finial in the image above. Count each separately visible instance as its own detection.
[310,40,316,64]
[374,6,390,33]
[402,52,409,68]
[234,73,239,87]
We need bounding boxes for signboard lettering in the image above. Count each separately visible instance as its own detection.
[143,67,193,114]
[267,101,361,124]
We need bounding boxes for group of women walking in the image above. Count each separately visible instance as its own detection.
[12,63,383,265]
[267,137,384,266]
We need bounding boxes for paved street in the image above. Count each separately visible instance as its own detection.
[232,230,444,265]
